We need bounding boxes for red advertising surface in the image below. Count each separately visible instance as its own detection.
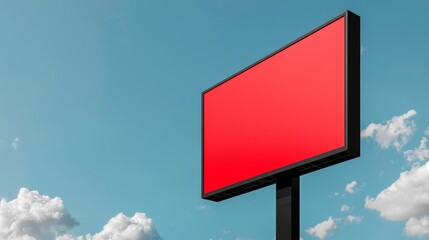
[203,13,359,201]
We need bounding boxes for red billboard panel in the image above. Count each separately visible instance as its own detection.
[202,11,360,201]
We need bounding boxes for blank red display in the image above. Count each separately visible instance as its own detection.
[203,17,345,195]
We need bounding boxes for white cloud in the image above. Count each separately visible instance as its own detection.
[306,215,362,240]
[346,215,362,223]
[404,137,429,163]
[59,213,161,240]
[306,217,338,240]
[12,137,19,151]
[0,188,161,240]
[333,192,340,197]
[345,181,357,194]
[361,110,417,150]
[89,213,160,240]
[340,205,351,212]
[0,188,78,240]
[405,216,429,237]
[56,234,87,240]
[365,161,429,236]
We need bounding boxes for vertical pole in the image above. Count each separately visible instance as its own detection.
[276,176,300,240]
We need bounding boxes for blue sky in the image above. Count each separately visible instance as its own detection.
[1,1,429,240]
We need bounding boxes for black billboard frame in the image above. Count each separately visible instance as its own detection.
[201,11,360,203]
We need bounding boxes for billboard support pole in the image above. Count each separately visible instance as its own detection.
[276,176,300,240]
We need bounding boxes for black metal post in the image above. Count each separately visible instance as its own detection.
[276,176,300,240]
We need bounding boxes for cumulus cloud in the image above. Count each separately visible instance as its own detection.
[0,188,161,240]
[306,214,362,240]
[306,217,338,240]
[0,188,78,240]
[361,110,417,150]
[404,137,429,163]
[345,181,357,194]
[340,205,351,212]
[425,127,429,136]
[346,215,362,223]
[89,213,160,240]
[405,216,429,237]
[365,161,429,236]
[55,213,160,240]
[12,137,19,150]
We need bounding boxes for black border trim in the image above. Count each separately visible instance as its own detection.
[202,11,360,202]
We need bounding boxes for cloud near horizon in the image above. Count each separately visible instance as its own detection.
[306,217,338,240]
[0,188,161,240]
[361,109,417,150]
[306,214,362,240]
[365,161,429,237]
[0,188,78,240]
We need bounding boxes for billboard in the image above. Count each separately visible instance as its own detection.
[202,11,360,201]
